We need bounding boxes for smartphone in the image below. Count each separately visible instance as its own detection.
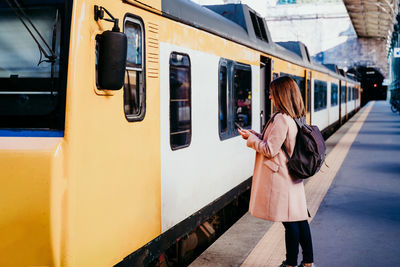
[234,122,243,130]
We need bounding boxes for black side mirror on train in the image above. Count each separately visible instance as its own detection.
[95,5,127,90]
[96,31,127,90]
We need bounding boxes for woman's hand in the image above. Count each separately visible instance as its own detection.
[248,129,259,136]
[238,128,250,140]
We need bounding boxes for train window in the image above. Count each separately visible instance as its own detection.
[0,3,68,130]
[257,16,269,42]
[281,73,305,104]
[295,76,305,104]
[307,79,311,113]
[124,17,145,121]
[218,59,251,140]
[233,65,252,130]
[314,80,327,111]
[341,85,346,103]
[355,88,359,99]
[304,46,311,62]
[219,63,228,135]
[249,11,262,40]
[170,52,191,150]
[351,87,354,100]
[348,86,352,101]
[331,83,338,106]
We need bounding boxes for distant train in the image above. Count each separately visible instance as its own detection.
[0,0,360,266]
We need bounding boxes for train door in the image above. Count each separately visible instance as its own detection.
[305,70,312,124]
[260,56,271,131]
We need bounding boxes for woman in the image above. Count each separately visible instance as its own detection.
[238,76,315,267]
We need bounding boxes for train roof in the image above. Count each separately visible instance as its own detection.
[161,0,359,84]
[323,64,338,73]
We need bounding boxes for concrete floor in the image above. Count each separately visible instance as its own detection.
[190,101,400,267]
[311,101,400,266]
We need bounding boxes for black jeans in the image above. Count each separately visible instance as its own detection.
[282,220,314,266]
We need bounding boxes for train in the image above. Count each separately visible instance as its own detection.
[0,0,360,266]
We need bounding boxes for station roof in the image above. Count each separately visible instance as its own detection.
[343,0,398,42]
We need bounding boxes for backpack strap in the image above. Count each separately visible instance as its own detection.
[263,113,306,160]
[294,117,305,128]
[261,112,281,139]
[264,112,295,160]
[281,116,306,160]
[294,116,312,132]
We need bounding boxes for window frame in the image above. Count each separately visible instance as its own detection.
[280,72,306,104]
[249,11,262,40]
[232,62,252,131]
[123,15,146,122]
[314,80,327,112]
[341,85,346,103]
[348,86,352,101]
[256,16,269,42]
[304,46,311,62]
[169,52,192,151]
[331,83,338,107]
[218,59,229,140]
[0,3,71,130]
[218,59,252,141]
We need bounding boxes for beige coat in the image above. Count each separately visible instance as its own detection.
[246,113,308,222]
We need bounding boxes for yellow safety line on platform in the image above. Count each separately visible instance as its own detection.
[241,102,375,267]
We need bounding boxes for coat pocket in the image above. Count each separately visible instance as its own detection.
[263,159,280,172]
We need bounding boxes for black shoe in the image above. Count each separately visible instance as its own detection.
[298,263,315,267]
[279,261,293,267]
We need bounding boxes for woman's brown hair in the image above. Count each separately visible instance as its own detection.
[270,76,306,118]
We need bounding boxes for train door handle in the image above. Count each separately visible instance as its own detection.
[260,111,264,131]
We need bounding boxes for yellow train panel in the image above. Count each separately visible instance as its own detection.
[0,138,64,266]
[272,57,305,77]
[125,0,162,14]
[311,70,329,81]
[62,1,161,265]
[159,18,259,65]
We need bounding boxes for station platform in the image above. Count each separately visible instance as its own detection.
[190,101,400,267]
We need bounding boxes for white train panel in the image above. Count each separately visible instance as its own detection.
[341,102,347,118]
[160,43,256,232]
[312,109,329,130]
[329,105,339,125]
[348,100,355,113]
[328,82,339,125]
[311,78,329,130]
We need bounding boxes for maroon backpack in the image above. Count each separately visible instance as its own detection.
[267,112,326,179]
[281,116,326,179]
